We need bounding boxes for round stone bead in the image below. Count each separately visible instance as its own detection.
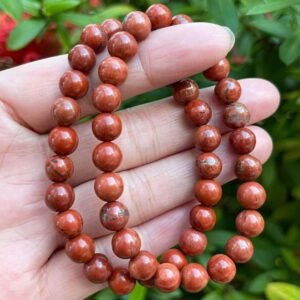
[129,250,158,281]
[154,263,181,293]
[45,155,74,182]
[112,228,141,259]
[92,113,122,142]
[173,79,199,105]
[68,44,96,73]
[146,4,172,29]
[80,24,107,52]
[98,57,128,86]
[102,19,123,39]
[109,268,135,295]
[235,155,262,181]
[94,172,124,202]
[215,78,241,104]
[226,235,254,263]
[160,249,188,271]
[92,142,122,172]
[100,201,129,231]
[84,253,113,283]
[93,84,122,113]
[236,210,265,237]
[65,233,95,263]
[190,205,216,232]
[195,125,221,152]
[54,209,83,239]
[52,97,80,126]
[181,263,209,293]
[48,127,78,156]
[108,31,138,61]
[171,14,192,25]
[237,181,266,209]
[207,254,236,284]
[185,99,212,126]
[194,179,222,206]
[123,11,151,41]
[179,228,207,256]
[224,102,250,129]
[196,153,222,179]
[230,128,256,154]
[203,58,230,81]
[59,70,89,99]
[45,183,74,212]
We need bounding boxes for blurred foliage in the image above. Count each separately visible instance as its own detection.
[1,0,300,299]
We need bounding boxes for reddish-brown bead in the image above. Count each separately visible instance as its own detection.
[226,235,254,263]
[171,14,192,25]
[102,19,123,39]
[179,228,207,256]
[65,233,95,263]
[190,205,216,232]
[203,58,230,81]
[52,97,80,126]
[45,155,74,182]
[185,99,212,126]
[92,142,122,172]
[173,79,199,105]
[230,128,256,154]
[59,70,89,99]
[123,11,151,41]
[160,249,188,271]
[154,263,181,293]
[194,179,222,206]
[109,268,136,295]
[84,253,113,283]
[181,263,209,293]
[236,210,265,237]
[68,44,96,73]
[100,201,129,231]
[112,228,141,259]
[235,155,262,181]
[195,125,221,152]
[207,254,236,284]
[146,4,172,29]
[224,102,250,129]
[237,181,266,209]
[215,78,241,104]
[80,24,107,52]
[196,152,222,179]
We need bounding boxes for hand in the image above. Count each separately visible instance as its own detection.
[0,23,279,299]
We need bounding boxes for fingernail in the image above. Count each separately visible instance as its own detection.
[222,26,235,49]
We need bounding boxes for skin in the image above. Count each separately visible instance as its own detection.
[0,23,279,299]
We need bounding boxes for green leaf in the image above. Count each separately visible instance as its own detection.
[21,0,41,17]
[56,22,72,53]
[247,0,300,15]
[7,19,47,50]
[265,282,300,300]
[55,12,95,27]
[129,283,147,300]
[279,31,300,65]
[0,0,23,20]
[95,4,134,23]
[206,230,234,248]
[42,0,81,16]
[202,291,222,300]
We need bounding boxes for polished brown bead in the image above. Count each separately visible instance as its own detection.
[195,125,221,152]
[181,263,209,293]
[53,97,80,126]
[65,233,95,263]
[48,127,78,156]
[230,128,256,154]
[215,78,241,104]
[236,210,265,237]
[92,142,122,172]
[207,254,236,284]
[94,172,124,202]
[154,263,181,293]
[123,11,151,41]
[93,84,122,113]
[160,249,188,271]
[129,250,158,281]
[235,155,262,181]
[109,267,136,295]
[45,155,74,182]
[100,201,129,231]
[237,181,266,209]
[68,44,96,73]
[185,99,212,126]
[146,4,172,30]
[226,235,254,263]
[98,57,128,86]
[194,179,222,206]
[102,19,123,39]
[203,58,230,81]
[179,228,207,256]
[171,14,192,25]
[112,228,141,259]
[84,253,113,283]
[45,183,74,212]
[224,102,250,129]
[80,24,107,52]
[173,79,199,105]
[54,209,83,239]
[196,152,222,179]
[92,113,122,142]
[59,70,89,99]
[190,205,216,232]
